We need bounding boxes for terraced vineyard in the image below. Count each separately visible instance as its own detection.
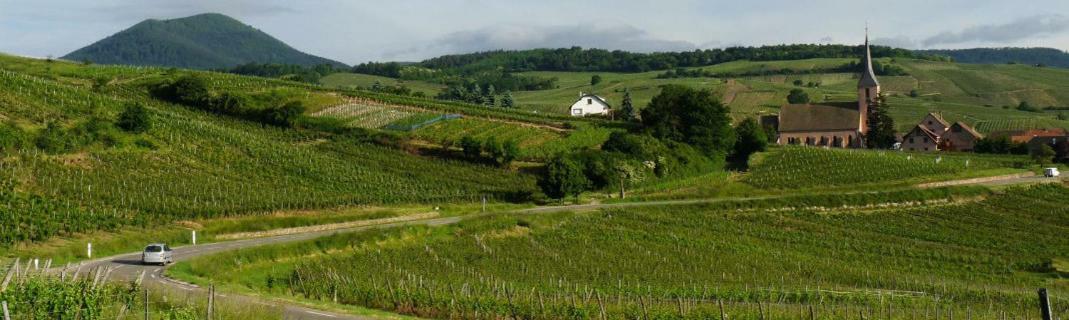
[312,101,434,129]
[171,185,1069,320]
[744,146,1028,189]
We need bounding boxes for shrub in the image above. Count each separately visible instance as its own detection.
[35,122,72,153]
[116,102,151,133]
[460,136,482,159]
[787,88,810,104]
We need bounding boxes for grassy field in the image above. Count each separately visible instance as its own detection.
[168,184,1069,319]
[321,72,446,97]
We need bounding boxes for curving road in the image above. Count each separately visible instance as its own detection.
[69,173,1061,319]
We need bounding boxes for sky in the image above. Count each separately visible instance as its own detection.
[2,0,1069,65]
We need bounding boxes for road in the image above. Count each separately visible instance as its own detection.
[70,172,1061,319]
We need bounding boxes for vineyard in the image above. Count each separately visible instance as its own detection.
[311,101,433,129]
[743,146,1029,189]
[0,55,538,248]
[170,185,1069,319]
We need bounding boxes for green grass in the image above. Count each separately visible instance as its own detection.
[167,184,1069,319]
[743,146,1030,190]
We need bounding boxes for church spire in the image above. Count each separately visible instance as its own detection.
[858,26,880,88]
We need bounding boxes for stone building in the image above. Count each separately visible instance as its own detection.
[775,31,880,147]
[901,113,983,152]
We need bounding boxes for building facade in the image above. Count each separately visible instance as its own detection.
[569,93,611,117]
[901,113,983,152]
[775,31,880,147]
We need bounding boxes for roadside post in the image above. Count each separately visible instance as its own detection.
[1038,288,1052,320]
[192,230,197,245]
[2,300,10,320]
[87,242,92,258]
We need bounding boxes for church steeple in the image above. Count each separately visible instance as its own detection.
[858,27,880,88]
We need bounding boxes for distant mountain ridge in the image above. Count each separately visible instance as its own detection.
[916,47,1069,68]
[63,13,347,69]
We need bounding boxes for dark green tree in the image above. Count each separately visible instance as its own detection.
[865,94,897,149]
[262,101,305,127]
[116,102,151,133]
[619,89,636,122]
[35,122,71,154]
[732,118,768,167]
[460,136,482,159]
[485,85,496,107]
[1031,143,1056,165]
[501,91,515,108]
[485,139,519,166]
[590,75,602,86]
[787,88,810,104]
[640,85,735,157]
[539,156,590,202]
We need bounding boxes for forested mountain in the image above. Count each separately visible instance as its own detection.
[917,47,1069,68]
[63,13,347,69]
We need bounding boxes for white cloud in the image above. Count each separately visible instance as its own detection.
[922,14,1069,47]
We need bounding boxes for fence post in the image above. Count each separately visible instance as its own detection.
[1038,288,1053,320]
[87,242,92,259]
[143,287,149,320]
[2,301,9,320]
[192,230,197,245]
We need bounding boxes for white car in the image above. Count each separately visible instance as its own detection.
[141,243,173,265]
[1044,168,1061,178]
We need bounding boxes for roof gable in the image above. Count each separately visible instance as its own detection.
[949,122,983,139]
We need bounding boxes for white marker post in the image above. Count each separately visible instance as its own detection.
[192,230,197,245]
[87,242,92,259]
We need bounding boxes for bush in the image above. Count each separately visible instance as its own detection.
[787,89,810,104]
[0,123,27,153]
[116,102,151,133]
[460,136,482,159]
[35,122,72,154]
[484,138,520,167]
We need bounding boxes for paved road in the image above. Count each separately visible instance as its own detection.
[72,172,1059,319]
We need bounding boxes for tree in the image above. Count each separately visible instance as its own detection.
[1031,143,1056,165]
[460,136,482,159]
[501,91,515,108]
[485,85,496,107]
[640,85,735,157]
[484,138,519,167]
[787,89,810,104]
[732,118,767,167]
[618,89,636,122]
[539,156,590,202]
[590,75,602,86]
[116,102,151,133]
[792,79,804,86]
[865,94,897,149]
[611,161,645,199]
[262,101,305,127]
[909,89,920,98]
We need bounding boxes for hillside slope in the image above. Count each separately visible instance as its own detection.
[62,13,347,69]
[918,47,1069,68]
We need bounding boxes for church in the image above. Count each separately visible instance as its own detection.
[772,32,881,148]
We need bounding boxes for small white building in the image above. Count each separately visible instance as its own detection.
[570,93,611,117]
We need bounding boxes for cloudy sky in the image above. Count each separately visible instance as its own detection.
[2,0,1068,64]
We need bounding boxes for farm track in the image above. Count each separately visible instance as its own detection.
[68,173,1050,319]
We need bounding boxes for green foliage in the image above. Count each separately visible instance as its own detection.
[975,136,1029,155]
[225,62,338,83]
[641,85,734,157]
[865,94,897,149]
[0,123,28,154]
[731,118,767,166]
[62,13,347,69]
[618,89,636,122]
[1017,101,1041,112]
[460,135,482,159]
[116,102,151,133]
[539,155,590,200]
[1031,143,1056,165]
[590,74,602,86]
[786,88,810,104]
[918,47,1069,68]
[35,122,73,154]
[484,138,520,166]
[501,90,515,108]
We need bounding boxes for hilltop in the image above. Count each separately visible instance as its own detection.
[62,13,347,69]
[918,47,1069,68]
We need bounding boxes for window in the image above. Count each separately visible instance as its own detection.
[923,137,929,143]
[572,109,582,116]
[587,99,592,105]
[924,147,928,151]
[909,137,914,143]
[928,121,933,125]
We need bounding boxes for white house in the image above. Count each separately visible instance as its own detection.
[570,93,611,117]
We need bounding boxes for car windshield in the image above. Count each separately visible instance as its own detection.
[145,245,163,253]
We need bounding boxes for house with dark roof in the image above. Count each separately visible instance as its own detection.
[901,113,983,152]
[774,30,880,147]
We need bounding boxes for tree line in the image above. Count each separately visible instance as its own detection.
[223,62,339,84]
[656,60,908,79]
[150,75,305,128]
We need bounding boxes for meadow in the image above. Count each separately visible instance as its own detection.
[169,184,1069,319]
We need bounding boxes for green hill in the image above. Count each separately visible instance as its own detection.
[62,13,347,69]
[918,47,1069,68]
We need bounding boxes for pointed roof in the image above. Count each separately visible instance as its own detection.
[923,112,950,128]
[907,124,940,141]
[950,122,984,139]
[858,29,880,88]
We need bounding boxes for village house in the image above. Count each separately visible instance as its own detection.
[569,93,611,117]
[900,113,983,152]
[989,128,1067,144]
[774,30,879,147]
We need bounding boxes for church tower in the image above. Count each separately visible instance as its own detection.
[857,28,880,134]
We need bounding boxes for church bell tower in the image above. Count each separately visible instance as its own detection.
[858,28,881,134]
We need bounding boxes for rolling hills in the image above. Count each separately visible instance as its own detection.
[62,13,347,69]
